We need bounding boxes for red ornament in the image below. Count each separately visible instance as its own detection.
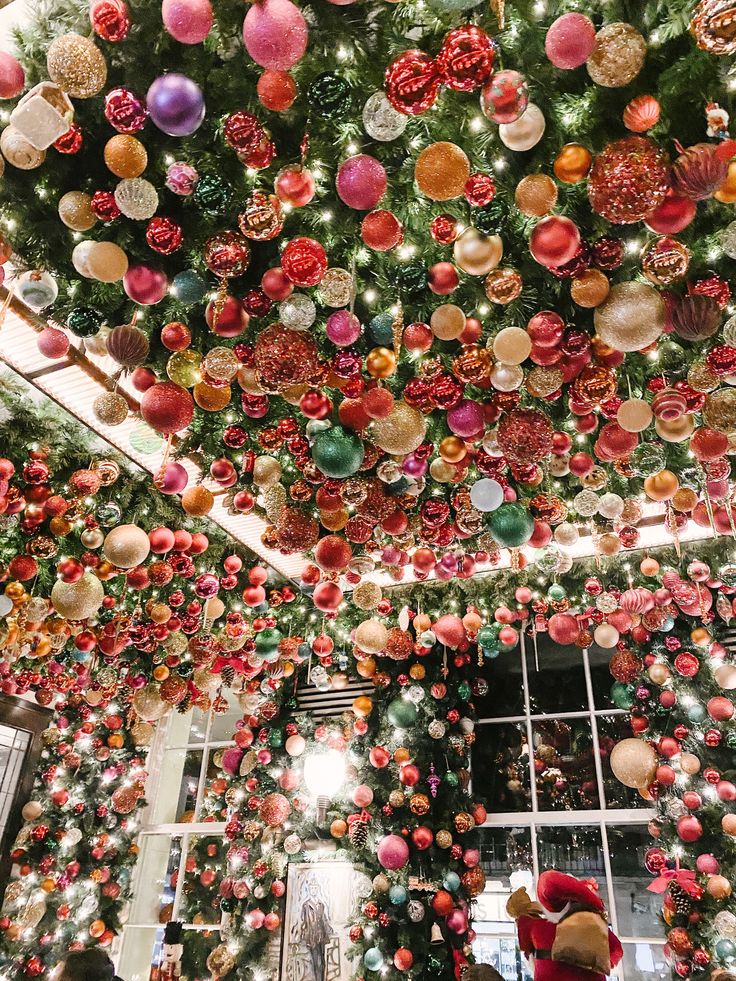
[497,408,554,464]
[464,173,496,206]
[281,237,328,286]
[54,123,83,154]
[204,231,250,278]
[435,25,495,92]
[588,137,670,223]
[91,190,121,222]
[529,216,581,268]
[104,87,148,133]
[257,69,297,111]
[645,190,697,234]
[90,0,130,41]
[146,216,183,254]
[224,111,264,152]
[254,324,320,393]
[274,165,315,207]
[161,321,191,351]
[361,210,403,251]
[428,262,459,295]
[384,50,441,116]
[672,143,729,200]
[140,382,194,435]
[431,214,459,244]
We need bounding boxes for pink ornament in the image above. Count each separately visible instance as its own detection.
[123,264,168,304]
[243,0,308,71]
[0,51,25,99]
[352,784,374,807]
[162,0,212,43]
[264,912,280,931]
[157,461,189,494]
[446,908,468,934]
[326,310,361,346]
[676,815,703,842]
[530,216,581,268]
[433,614,466,649]
[707,696,734,721]
[221,746,243,775]
[247,909,265,929]
[645,191,697,234]
[377,834,409,870]
[544,13,596,69]
[166,160,198,195]
[696,853,719,874]
[447,399,484,438]
[463,848,480,867]
[279,769,300,791]
[548,612,579,645]
[313,581,343,611]
[717,780,736,801]
[336,154,387,210]
[37,326,70,360]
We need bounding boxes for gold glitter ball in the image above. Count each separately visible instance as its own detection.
[687,362,720,393]
[586,23,647,88]
[93,392,129,426]
[703,388,736,432]
[526,366,564,398]
[47,33,108,99]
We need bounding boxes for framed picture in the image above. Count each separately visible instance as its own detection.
[281,861,371,981]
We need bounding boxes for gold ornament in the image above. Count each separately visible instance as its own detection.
[104,135,148,178]
[58,191,96,231]
[435,829,453,848]
[409,792,430,816]
[352,581,382,610]
[571,269,610,307]
[453,229,503,276]
[492,326,531,365]
[47,33,108,99]
[132,683,170,721]
[194,381,231,411]
[484,267,523,304]
[415,142,470,200]
[594,282,666,352]
[586,23,647,88]
[93,392,129,426]
[641,236,690,286]
[51,573,104,620]
[691,0,736,54]
[207,945,236,978]
[526,366,564,398]
[609,737,657,788]
[103,524,150,568]
[430,303,466,340]
[182,485,215,515]
[203,346,239,382]
[354,618,388,653]
[687,362,719,393]
[553,143,593,183]
[703,388,736,432]
[372,402,427,455]
[514,174,557,216]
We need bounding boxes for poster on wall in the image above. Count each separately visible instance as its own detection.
[281,861,371,981]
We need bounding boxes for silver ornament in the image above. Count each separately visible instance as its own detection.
[363,92,408,142]
[284,833,302,854]
[279,293,316,331]
[114,178,159,220]
[573,489,600,517]
[595,592,619,614]
[428,719,446,739]
[722,221,736,259]
[715,911,736,937]
[16,270,58,311]
[407,900,425,922]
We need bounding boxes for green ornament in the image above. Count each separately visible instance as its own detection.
[487,503,534,547]
[443,770,459,787]
[547,583,566,601]
[426,955,445,974]
[370,312,395,346]
[387,697,418,728]
[715,938,736,960]
[629,442,666,478]
[687,703,707,723]
[95,502,122,527]
[172,269,207,305]
[654,340,686,376]
[457,680,471,700]
[398,264,427,294]
[308,73,351,117]
[167,350,203,388]
[255,627,282,652]
[268,728,284,748]
[476,625,496,647]
[312,425,364,478]
[193,173,232,215]
[726,730,736,750]
[67,306,104,337]
[610,682,635,709]
[473,208,500,235]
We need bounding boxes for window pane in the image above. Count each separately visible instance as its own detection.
[588,644,622,711]
[474,722,532,812]
[597,715,650,809]
[475,646,524,720]
[477,827,533,881]
[525,637,589,714]
[620,941,668,979]
[607,825,664,939]
[179,835,228,925]
[117,925,164,981]
[150,749,203,823]
[208,687,245,742]
[532,717,600,810]
[536,824,607,894]
[165,706,209,747]
[127,835,181,926]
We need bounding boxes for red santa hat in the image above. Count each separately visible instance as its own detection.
[536,870,605,914]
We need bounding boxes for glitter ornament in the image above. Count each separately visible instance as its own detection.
[384,49,441,115]
[594,282,666,352]
[104,134,147,178]
[362,92,408,140]
[336,154,387,210]
[691,0,736,53]
[204,230,250,278]
[162,0,213,44]
[480,70,528,123]
[104,86,148,133]
[255,323,319,392]
[642,236,690,285]
[588,137,669,223]
[280,293,316,330]
[321,268,353,307]
[51,573,105,620]
[545,13,596,68]
[362,210,404,251]
[514,174,557,216]
[586,23,647,87]
[115,178,159,220]
[47,33,107,98]
[242,0,308,71]
[372,402,427,455]
[93,392,129,426]
[497,408,553,464]
[58,191,96,231]
[140,382,194,433]
[257,69,296,111]
[415,142,470,200]
[90,0,130,41]
[281,237,327,286]
[436,25,495,92]
[498,103,545,151]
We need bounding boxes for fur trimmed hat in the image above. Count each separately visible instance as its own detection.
[536,870,605,914]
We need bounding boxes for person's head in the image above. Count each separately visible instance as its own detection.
[464,965,504,981]
[58,949,115,981]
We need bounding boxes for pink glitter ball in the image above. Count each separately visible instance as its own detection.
[166,160,199,196]
[326,310,361,346]
[545,13,596,69]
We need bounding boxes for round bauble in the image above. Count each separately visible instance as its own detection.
[586,22,647,87]
[51,573,105,620]
[453,228,502,276]
[594,282,666,352]
[415,142,470,200]
[58,191,96,231]
[529,216,581,268]
[47,33,107,98]
[588,137,669,224]
[0,51,24,99]
[162,0,213,43]
[147,73,205,136]
[545,13,596,68]
[104,134,147,178]
[103,525,151,569]
[498,103,545,151]
[140,381,194,434]
[609,738,656,788]
[515,173,557,216]
[488,503,534,547]
[243,0,308,71]
[355,618,388,654]
[124,264,168,304]
[617,398,653,433]
[492,325,531,365]
[86,242,129,283]
[372,402,427,455]
[336,154,387,210]
[312,426,364,478]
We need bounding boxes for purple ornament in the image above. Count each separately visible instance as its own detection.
[157,461,189,494]
[123,263,168,304]
[166,160,198,195]
[325,310,360,346]
[147,73,205,137]
[545,13,596,69]
[447,399,484,438]
[336,154,387,210]
[402,453,427,477]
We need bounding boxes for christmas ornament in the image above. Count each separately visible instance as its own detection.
[147,73,205,136]
[384,50,441,115]
[594,282,666,352]
[588,137,669,223]
[46,33,107,98]
[586,22,647,87]
[498,103,545,151]
[415,142,470,200]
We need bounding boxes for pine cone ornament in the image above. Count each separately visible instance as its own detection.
[220,664,235,688]
[672,143,729,200]
[349,817,369,848]
[669,882,693,916]
[176,693,192,714]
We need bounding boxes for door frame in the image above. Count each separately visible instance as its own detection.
[0,693,52,890]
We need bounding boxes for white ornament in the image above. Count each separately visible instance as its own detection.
[362,92,408,142]
[279,293,316,331]
[115,178,159,220]
[498,104,545,151]
[9,83,73,150]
